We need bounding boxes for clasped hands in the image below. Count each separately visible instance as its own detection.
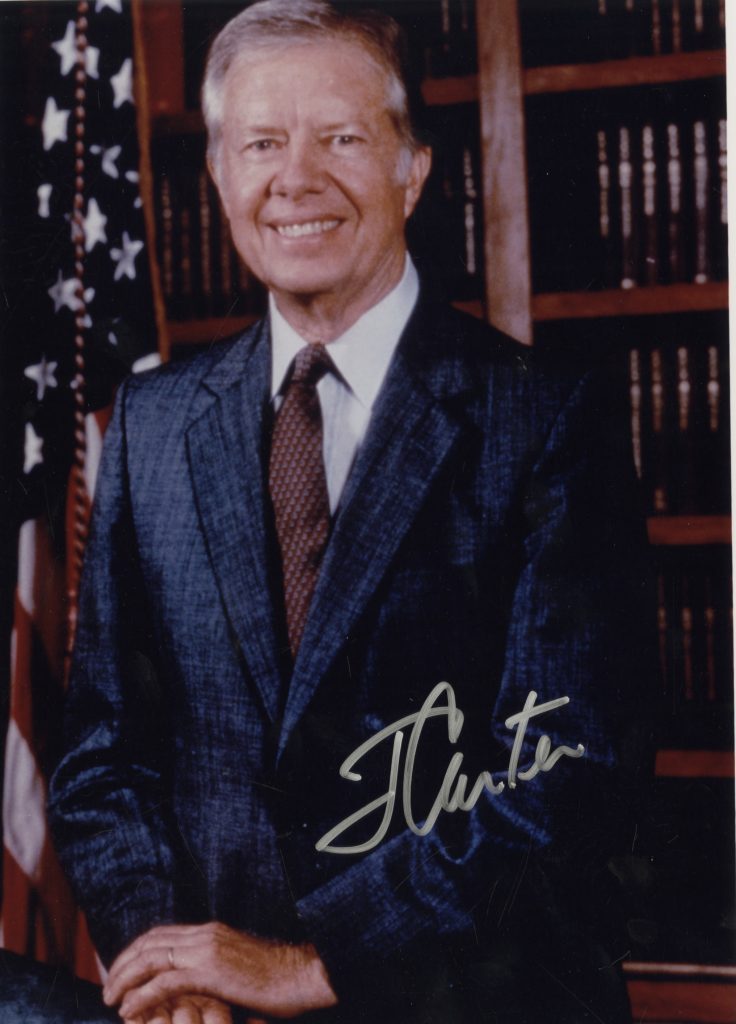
[102,923,338,1024]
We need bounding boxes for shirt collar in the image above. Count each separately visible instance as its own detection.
[269,255,419,410]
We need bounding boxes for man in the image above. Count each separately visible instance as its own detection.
[48,2,652,1022]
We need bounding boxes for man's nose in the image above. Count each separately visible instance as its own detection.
[270,139,326,199]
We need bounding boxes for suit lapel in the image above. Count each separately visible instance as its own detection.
[186,320,284,723]
[278,303,475,758]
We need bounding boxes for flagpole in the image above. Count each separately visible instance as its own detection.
[65,0,91,682]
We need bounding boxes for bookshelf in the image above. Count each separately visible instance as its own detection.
[137,2,731,1014]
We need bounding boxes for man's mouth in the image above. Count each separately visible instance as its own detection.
[274,219,341,239]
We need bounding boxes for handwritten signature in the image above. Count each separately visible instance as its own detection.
[316,683,585,855]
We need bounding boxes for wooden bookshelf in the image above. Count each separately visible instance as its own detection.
[421,74,477,107]
[647,517,731,546]
[624,962,736,1024]
[167,315,259,346]
[524,49,726,96]
[532,282,728,321]
[655,750,734,778]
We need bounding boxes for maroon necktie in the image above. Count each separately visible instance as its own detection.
[269,344,333,657]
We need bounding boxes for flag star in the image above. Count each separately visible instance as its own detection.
[95,0,122,11]
[48,271,79,312]
[92,145,120,179]
[41,97,71,151]
[110,232,144,281]
[48,271,95,313]
[111,58,134,109]
[24,424,44,474]
[125,170,139,183]
[37,184,52,218]
[24,357,59,400]
[85,45,100,79]
[52,20,78,76]
[82,198,108,252]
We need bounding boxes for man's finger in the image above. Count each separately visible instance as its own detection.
[199,1000,233,1024]
[144,1007,172,1024]
[105,945,175,1005]
[120,970,205,1019]
[170,998,201,1024]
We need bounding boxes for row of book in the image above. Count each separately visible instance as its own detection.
[627,338,729,516]
[655,560,732,714]
[179,1,478,114]
[415,103,485,301]
[152,136,265,320]
[528,98,727,292]
[520,0,726,68]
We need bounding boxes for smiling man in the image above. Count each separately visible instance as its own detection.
[48,3,652,1023]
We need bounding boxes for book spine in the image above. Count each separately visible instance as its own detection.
[198,170,213,316]
[651,0,663,55]
[681,579,694,702]
[629,348,643,481]
[618,125,637,289]
[657,573,669,698]
[675,344,694,512]
[218,207,234,315]
[693,119,710,283]
[650,347,668,513]
[666,123,685,282]
[704,575,717,702]
[159,174,174,311]
[715,117,728,279]
[641,123,659,285]
[672,0,683,51]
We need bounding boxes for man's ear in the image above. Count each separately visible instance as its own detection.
[403,145,432,219]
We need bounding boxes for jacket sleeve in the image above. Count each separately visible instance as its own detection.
[290,368,655,1006]
[47,380,178,966]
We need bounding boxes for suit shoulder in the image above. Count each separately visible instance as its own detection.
[423,301,583,400]
[121,322,262,413]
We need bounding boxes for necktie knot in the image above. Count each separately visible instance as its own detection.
[291,343,333,388]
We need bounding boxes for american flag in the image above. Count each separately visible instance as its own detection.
[0,0,160,982]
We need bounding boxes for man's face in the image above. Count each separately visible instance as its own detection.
[213,39,430,314]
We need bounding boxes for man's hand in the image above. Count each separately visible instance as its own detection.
[103,923,338,1021]
[122,994,233,1024]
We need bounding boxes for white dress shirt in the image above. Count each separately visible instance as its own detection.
[269,256,420,514]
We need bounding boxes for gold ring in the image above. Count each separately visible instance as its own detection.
[167,947,175,970]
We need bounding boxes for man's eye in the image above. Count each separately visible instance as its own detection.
[332,134,360,146]
[247,139,277,152]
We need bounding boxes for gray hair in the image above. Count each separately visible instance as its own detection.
[202,0,418,175]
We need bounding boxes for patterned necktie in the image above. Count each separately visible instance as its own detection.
[269,343,333,658]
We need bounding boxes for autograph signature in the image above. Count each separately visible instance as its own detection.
[316,683,585,855]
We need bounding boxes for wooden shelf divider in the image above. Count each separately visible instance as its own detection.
[532,281,728,321]
[647,516,731,546]
[655,750,734,778]
[167,314,260,346]
[524,49,726,96]
[421,74,478,107]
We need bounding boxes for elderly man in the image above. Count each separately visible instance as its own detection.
[49,2,651,1023]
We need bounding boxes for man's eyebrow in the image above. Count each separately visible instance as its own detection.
[239,124,287,135]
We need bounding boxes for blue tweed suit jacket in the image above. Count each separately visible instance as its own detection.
[48,294,652,1021]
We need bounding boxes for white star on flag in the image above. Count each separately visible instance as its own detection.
[110,232,144,281]
[37,184,52,219]
[111,58,133,109]
[41,97,70,152]
[51,21,77,75]
[82,198,108,252]
[23,424,44,474]
[95,0,123,11]
[47,270,95,314]
[24,357,59,401]
[91,144,121,179]
[51,22,98,78]
[85,45,101,79]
